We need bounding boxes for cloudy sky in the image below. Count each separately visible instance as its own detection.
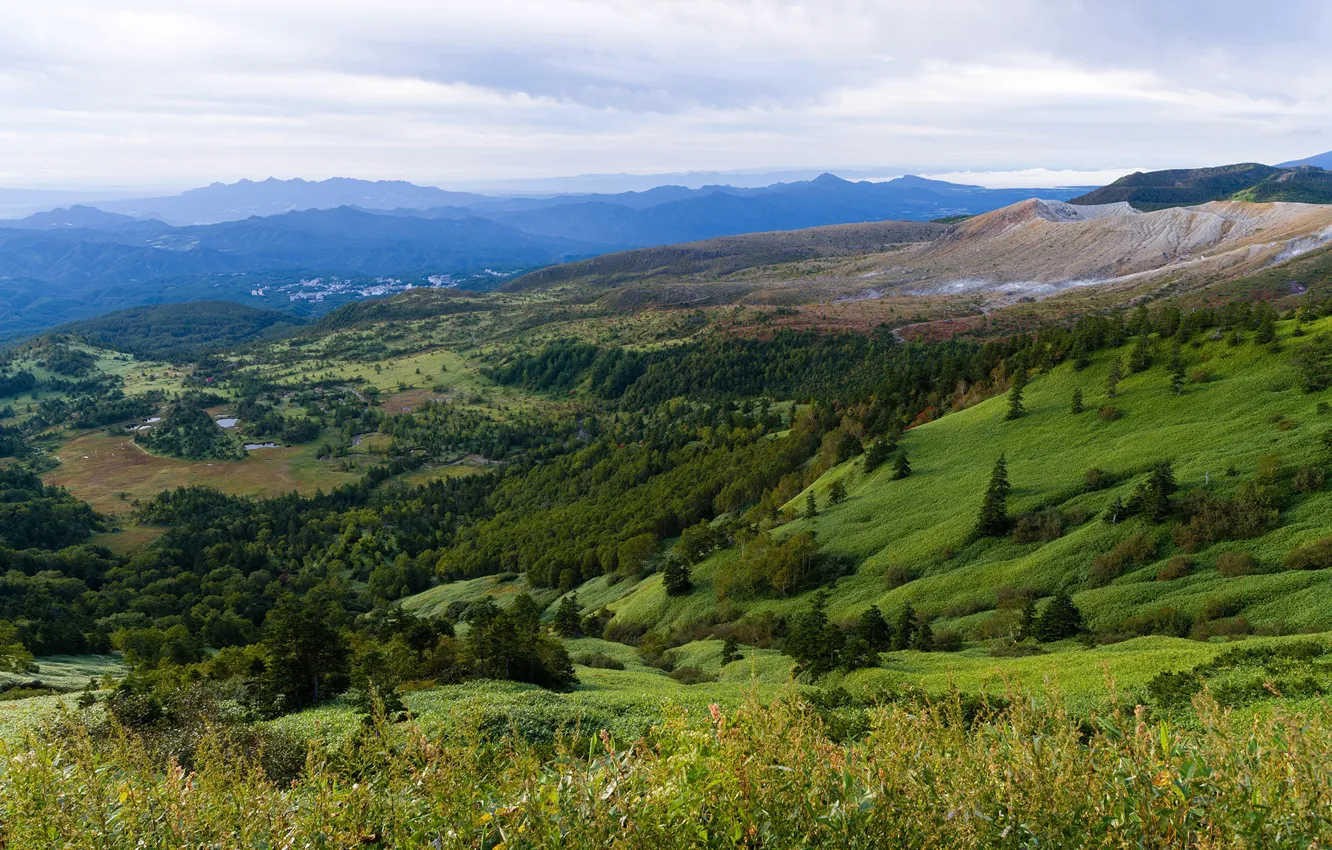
[3,0,1331,190]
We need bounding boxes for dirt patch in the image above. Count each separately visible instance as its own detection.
[44,433,361,514]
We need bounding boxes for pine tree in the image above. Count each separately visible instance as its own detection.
[910,617,934,651]
[1255,309,1277,345]
[862,437,893,473]
[720,635,739,665]
[891,451,911,480]
[805,490,818,519]
[1171,365,1186,396]
[1106,358,1123,398]
[1005,379,1025,421]
[1103,496,1126,524]
[1070,388,1084,414]
[1033,592,1085,642]
[1018,600,1036,641]
[828,479,848,505]
[662,557,693,596]
[856,605,892,651]
[1128,332,1153,373]
[553,594,582,637]
[891,602,916,651]
[972,454,1011,538]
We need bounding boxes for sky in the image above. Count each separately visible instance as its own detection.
[3,0,1331,191]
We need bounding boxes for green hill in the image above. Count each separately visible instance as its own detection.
[1071,163,1332,210]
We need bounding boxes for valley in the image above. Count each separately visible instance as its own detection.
[4,185,1332,846]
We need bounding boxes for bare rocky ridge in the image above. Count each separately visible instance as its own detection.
[879,199,1332,297]
[502,198,1332,311]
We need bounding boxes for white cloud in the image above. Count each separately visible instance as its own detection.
[1,1,1331,187]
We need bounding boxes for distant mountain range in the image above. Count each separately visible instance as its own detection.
[0,173,1095,335]
[8,156,1332,339]
[1279,150,1332,170]
[1070,162,1332,209]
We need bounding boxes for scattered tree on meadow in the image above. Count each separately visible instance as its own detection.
[972,454,1012,538]
[1071,388,1084,414]
[553,594,582,637]
[1106,358,1123,398]
[855,605,893,651]
[828,479,848,505]
[805,490,818,519]
[1128,333,1153,373]
[1005,377,1025,421]
[1033,592,1085,642]
[662,556,693,596]
[862,437,894,474]
[892,451,911,480]
[720,635,739,665]
[892,602,917,651]
[910,616,934,651]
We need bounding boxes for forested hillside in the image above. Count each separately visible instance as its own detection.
[3,273,1332,845]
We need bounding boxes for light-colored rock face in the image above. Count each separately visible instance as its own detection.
[879,199,1332,296]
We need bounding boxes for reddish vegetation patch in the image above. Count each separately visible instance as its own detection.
[43,433,359,515]
[381,388,448,413]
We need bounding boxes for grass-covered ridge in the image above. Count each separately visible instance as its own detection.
[531,314,1332,681]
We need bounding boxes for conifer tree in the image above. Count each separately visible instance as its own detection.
[805,490,818,519]
[828,479,848,505]
[1254,309,1277,345]
[910,617,934,651]
[1128,332,1153,373]
[856,605,892,651]
[553,594,582,637]
[1070,388,1084,414]
[891,451,911,480]
[1103,496,1126,524]
[891,602,916,651]
[720,635,739,665]
[862,437,893,473]
[1018,599,1036,641]
[1005,378,1025,421]
[1033,592,1085,642]
[972,454,1011,538]
[662,557,693,596]
[1106,358,1123,398]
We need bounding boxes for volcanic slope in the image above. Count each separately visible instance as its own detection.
[876,199,1332,297]
[505,198,1332,310]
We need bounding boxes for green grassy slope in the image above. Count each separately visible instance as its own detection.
[583,315,1332,646]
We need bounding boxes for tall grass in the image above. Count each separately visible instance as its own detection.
[4,692,1332,847]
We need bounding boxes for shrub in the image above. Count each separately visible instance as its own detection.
[1285,538,1332,571]
[883,565,910,589]
[1171,483,1284,553]
[1216,552,1258,578]
[1090,534,1158,586]
[1083,468,1110,491]
[1097,405,1122,422]
[1293,465,1325,494]
[571,652,625,670]
[988,639,1047,657]
[932,629,964,652]
[668,666,716,685]
[995,586,1039,611]
[1156,555,1193,581]
[943,598,992,618]
[1189,368,1211,383]
[1011,509,1064,544]
[1114,607,1194,639]
[1191,615,1253,641]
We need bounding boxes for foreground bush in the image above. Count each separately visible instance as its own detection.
[5,694,1332,847]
